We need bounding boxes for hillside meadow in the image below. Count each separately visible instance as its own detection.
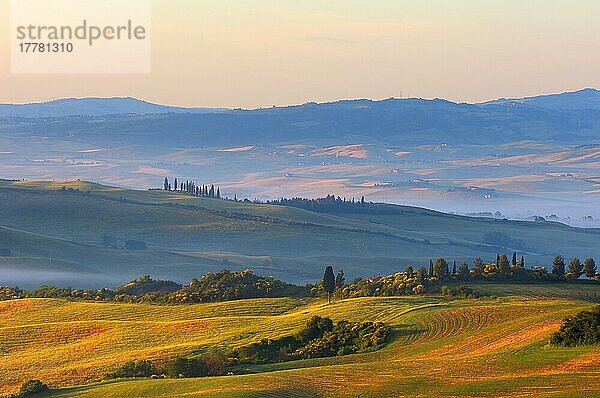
[0,283,598,397]
[1,179,599,287]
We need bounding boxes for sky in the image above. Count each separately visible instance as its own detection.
[1,0,599,108]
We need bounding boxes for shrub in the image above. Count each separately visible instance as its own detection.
[107,360,155,379]
[550,306,600,347]
[19,380,48,396]
[165,355,225,378]
[234,316,391,364]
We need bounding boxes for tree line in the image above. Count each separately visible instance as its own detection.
[162,177,222,199]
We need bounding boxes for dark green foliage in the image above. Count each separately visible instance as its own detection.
[0,269,308,304]
[322,266,335,303]
[234,316,391,364]
[433,258,449,279]
[473,257,484,273]
[165,357,208,377]
[16,380,48,396]
[458,262,470,279]
[267,195,377,214]
[512,252,517,266]
[297,316,333,344]
[497,254,510,274]
[583,257,596,279]
[567,257,583,279]
[552,255,566,277]
[296,320,390,358]
[339,270,437,298]
[107,360,155,379]
[170,269,307,303]
[483,231,528,250]
[550,306,600,347]
[165,355,224,378]
[114,276,181,295]
[236,336,301,364]
[24,285,74,298]
[0,286,22,300]
[335,270,345,292]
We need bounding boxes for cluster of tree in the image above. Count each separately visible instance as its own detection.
[167,269,308,303]
[331,267,438,299]
[0,271,309,304]
[464,253,600,281]
[2,380,48,398]
[163,177,221,199]
[550,306,600,347]
[266,195,367,213]
[233,316,391,364]
[101,235,148,250]
[107,355,225,380]
[421,254,599,282]
[482,231,529,251]
[113,275,181,295]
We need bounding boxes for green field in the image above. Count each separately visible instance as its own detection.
[0,283,598,397]
[0,179,599,287]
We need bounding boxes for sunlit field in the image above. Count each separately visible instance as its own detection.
[0,283,598,397]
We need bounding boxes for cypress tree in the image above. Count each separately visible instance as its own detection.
[433,258,449,279]
[512,252,517,267]
[174,178,178,191]
[322,266,335,304]
[216,187,220,199]
[583,257,596,279]
[568,257,583,279]
[498,254,510,274]
[520,256,525,268]
[552,255,566,277]
[163,177,169,190]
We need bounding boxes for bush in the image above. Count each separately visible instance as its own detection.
[550,306,600,347]
[165,355,225,378]
[107,360,155,379]
[234,316,391,364]
[19,380,48,396]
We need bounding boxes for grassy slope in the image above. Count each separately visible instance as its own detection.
[0,179,599,286]
[0,284,598,397]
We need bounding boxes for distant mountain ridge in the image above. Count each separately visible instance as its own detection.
[481,88,600,110]
[3,89,600,147]
[0,97,223,118]
[1,88,599,119]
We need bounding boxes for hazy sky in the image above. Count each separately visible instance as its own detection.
[1,0,599,108]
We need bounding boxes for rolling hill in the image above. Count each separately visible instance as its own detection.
[0,285,598,397]
[0,97,222,118]
[0,179,598,288]
[4,91,600,148]
[1,89,599,225]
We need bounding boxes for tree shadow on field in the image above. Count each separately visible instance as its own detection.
[389,323,426,344]
[243,387,321,398]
